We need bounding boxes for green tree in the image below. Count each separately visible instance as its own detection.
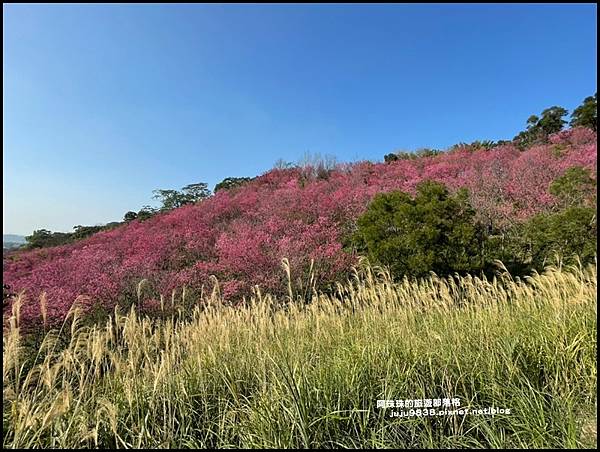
[25,229,72,249]
[384,148,443,163]
[123,211,138,222]
[468,140,497,150]
[353,181,485,278]
[214,177,252,192]
[104,222,121,229]
[520,206,597,269]
[181,182,211,203]
[24,229,52,248]
[414,148,442,158]
[152,189,186,211]
[549,167,597,209]
[383,153,399,163]
[137,205,158,221]
[153,182,211,211]
[514,106,569,148]
[570,93,597,131]
[71,225,104,241]
[537,106,569,136]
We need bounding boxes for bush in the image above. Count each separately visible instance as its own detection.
[214,177,252,192]
[353,181,485,278]
[549,166,596,209]
[520,206,597,269]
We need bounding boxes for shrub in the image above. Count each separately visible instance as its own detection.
[549,166,597,209]
[353,181,485,278]
[520,206,597,269]
[214,177,252,192]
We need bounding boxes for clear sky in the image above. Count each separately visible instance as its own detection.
[3,3,597,235]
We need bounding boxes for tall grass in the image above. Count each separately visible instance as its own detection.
[3,262,597,448]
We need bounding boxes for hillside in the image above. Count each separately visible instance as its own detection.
[3,127,596,327]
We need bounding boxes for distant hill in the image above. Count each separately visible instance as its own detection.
[3,234,26,244]
[3,234,26,250]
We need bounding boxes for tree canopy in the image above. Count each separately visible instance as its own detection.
[153,182,211,211]
[570,93,597,131]
[353,181,485,278]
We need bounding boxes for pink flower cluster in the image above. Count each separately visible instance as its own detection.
[3,128,596,326]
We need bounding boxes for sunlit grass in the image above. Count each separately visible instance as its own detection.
[3,261,597,448]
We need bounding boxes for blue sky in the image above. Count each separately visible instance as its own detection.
[3,3,597,235]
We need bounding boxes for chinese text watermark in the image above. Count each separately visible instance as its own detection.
[376,397,511,418]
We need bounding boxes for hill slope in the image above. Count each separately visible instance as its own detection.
[3,127,596,326]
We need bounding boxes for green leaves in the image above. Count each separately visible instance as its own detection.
[153,182,211,211]
[214,177,252,192]
[519,206,597,269]
[513,94,596,149]
[549,166,596,209]
[354,181,484,279]
[570,93,597,131]
[514,106,569,148]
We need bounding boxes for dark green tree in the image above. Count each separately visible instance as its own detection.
[25,229,72,249]
[537,106,569,136]
[468,140,497,150]
[104,222,121,229]
[383,153,399,163]
[24,229,53,248]
[549,167,597,209]
[520,206,597,269]
[137,205,158,221]
[570,93,597,131]
[71,225,104,241]
[514,106,569,148]
[384,148,443,163]
[153,182,211,211]
[181,182,211,203]
[214,177,252,192]
[353,181,485,278]
[152,189,186,211]
[123,211,138,222]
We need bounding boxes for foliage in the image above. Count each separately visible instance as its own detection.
[181,182,211,202]
[214,177,252,192]
[384,148,443,163]
[570,92,597,131]
[353,181,484,278]
[136,205,158,221]
[466,140,497,150]
[23,222,126,251]
[153,182,211,211]
[519,206,597,270]
[24,229,73,249]
[514,106,569,148]
[549,166,597,209]
[71,225,106,241]
[152,189,183,210]
[123,211,138,222]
